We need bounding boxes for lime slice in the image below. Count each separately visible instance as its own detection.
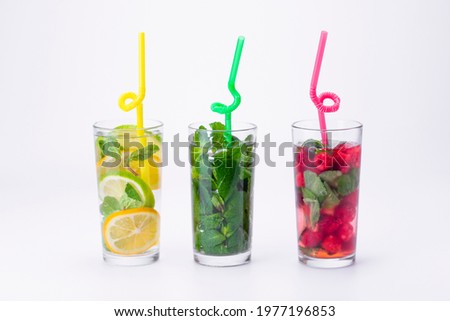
[99,170,155,208]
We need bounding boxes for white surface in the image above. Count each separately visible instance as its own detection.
[0,0,449,300]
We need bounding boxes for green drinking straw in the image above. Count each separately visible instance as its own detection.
[211,36,245,142]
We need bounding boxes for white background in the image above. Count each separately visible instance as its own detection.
[0,0,449,300]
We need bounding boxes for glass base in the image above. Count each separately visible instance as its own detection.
[103,249,159,266]
[299,253,355,268]
[194,251,251,267]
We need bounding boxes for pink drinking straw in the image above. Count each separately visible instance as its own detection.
[310,31,340,146]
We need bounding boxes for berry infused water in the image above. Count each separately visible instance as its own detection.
[294,139,361,265]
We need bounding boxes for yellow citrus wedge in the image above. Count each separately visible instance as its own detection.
[103,208,159,255]
[129,154,161,190]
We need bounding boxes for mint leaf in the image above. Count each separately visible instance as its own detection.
[119,194,143,209]
[223,191,244,232]
[209,122,226,131]
[227,228,245,249]
[210,122,226,148]
[100,196,121,216]
[125,183,142,202]
[304,198,320,229]
[319,170,342,188]
[200,214,223,230]
[304,170,328,202]
[192,181,213,215]
[337,168,360,196]
[301,187,317,200]
[193,126,209,146]
[321,182,341,209]
[199,230,226,249]
[213,150,240,200]
[128,144,159,162]
[211,192,225,212]
[301,139,323,149]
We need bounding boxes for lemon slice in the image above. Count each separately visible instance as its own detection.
[103,208,159,255]
[98,170,154,207]
[129,154,161,190]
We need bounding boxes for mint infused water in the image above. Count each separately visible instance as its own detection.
[189,122,256,266]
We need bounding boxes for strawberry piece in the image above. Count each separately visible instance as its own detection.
[321,235,342,254]
[318,216,342,234]
[300,229,323,248]
[335,204,357,223]
[337,223,354,242]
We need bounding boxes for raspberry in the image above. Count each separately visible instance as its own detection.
[300,229,323,248]
[342,237,356,253]
[341,190,359,207]
[312,152,334,174]
[321,235,342,254]
[337,223,354,242]
[335,204,356,223]
[318,216,342,234]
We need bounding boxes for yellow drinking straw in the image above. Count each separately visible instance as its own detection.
[118,32,149,177]
[118,32,146,127]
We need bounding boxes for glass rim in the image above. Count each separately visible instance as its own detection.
[93,119,164,131]
[291,119,362,132]
[188,121,257,133]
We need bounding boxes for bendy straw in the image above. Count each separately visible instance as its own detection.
[211,36,245,141]
[118,32,146,130]
[310,31,340,146]
[118,32,149,178]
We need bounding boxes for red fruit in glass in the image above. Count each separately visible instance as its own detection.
[294,140,361,262]
[341,190,359,207]
[295,172,305,187]
[299,229,323,248]
[337,223,354,242]
[342,236,356,253]
[321,235,342,255]
[318,216,342,234]
[335,204,356,223]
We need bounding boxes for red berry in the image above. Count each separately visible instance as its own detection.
[321,235,342,254]
[300,229,323,248]
[335,205,356,223]
[311,152,334,174]
[342,237,356,253]
[295,172,305,187]
[318,216,342,234]
[341,190,359,207]
[337,223,354,242]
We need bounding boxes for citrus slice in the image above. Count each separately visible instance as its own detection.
[98,170,154,207]
[129,154,161,190]
[103,208,159,255]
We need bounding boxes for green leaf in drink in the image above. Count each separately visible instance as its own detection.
[319,170,343,188]
[337,168,360,196]
[304,198,320,229]
[304,170,328,202]
[100,196,121,216]
[125,183,142,201]
[200,214,223,230]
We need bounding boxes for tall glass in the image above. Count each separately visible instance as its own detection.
[189,122,257,267]
[292,120,362,268]
[93,120,163,266]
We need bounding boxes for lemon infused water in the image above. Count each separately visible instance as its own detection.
[93,120,163,266]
